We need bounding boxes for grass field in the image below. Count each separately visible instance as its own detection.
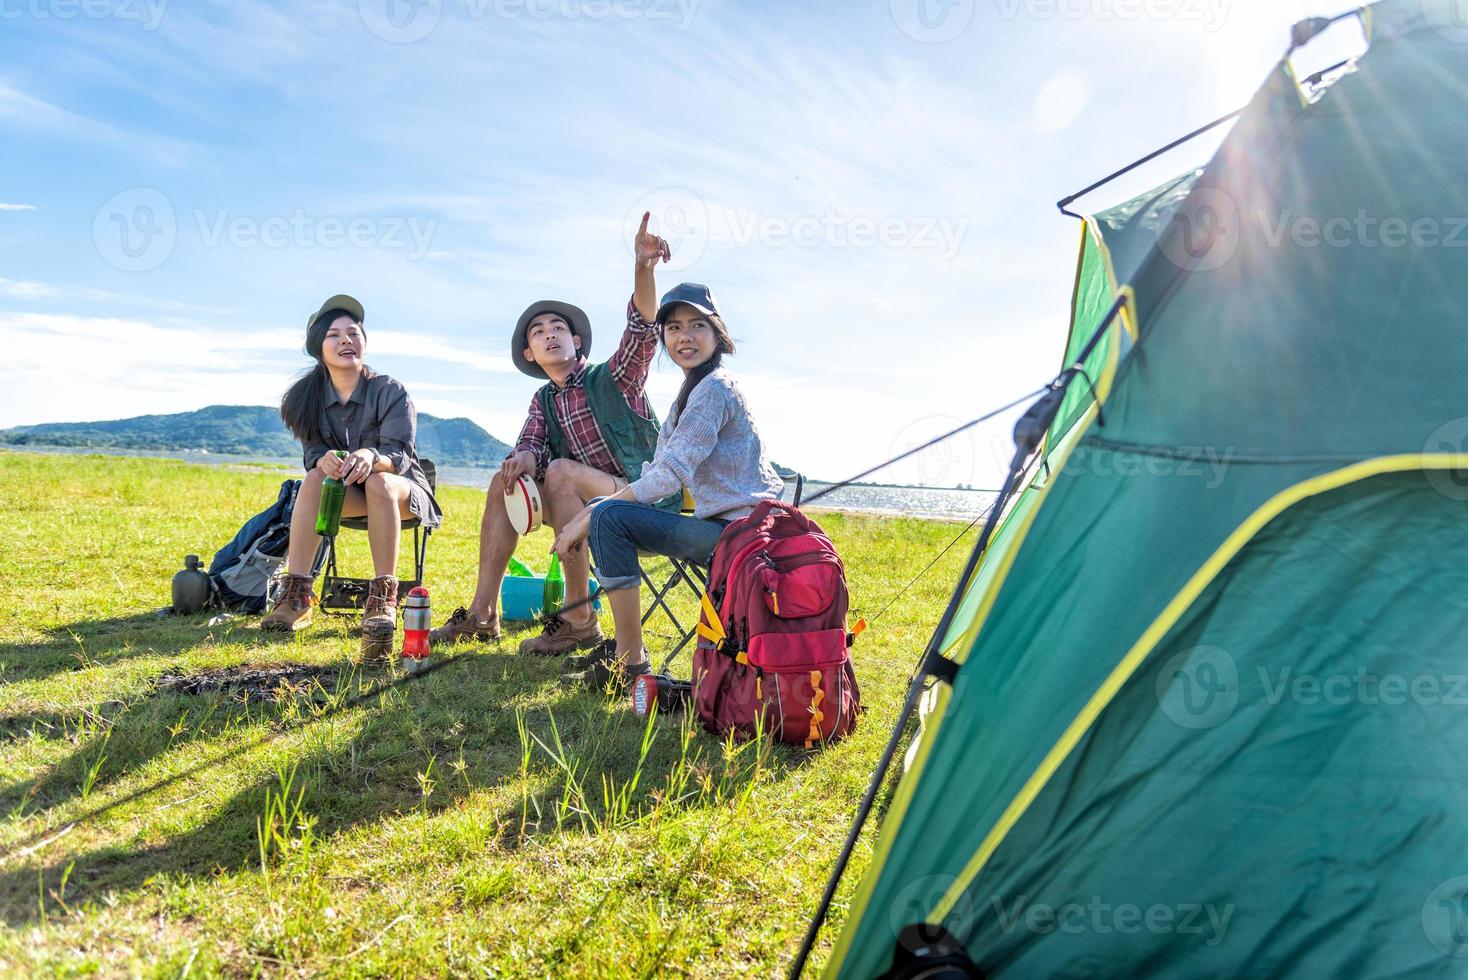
[0,451,974,978]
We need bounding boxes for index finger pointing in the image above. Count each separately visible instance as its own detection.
[639,211,651,237]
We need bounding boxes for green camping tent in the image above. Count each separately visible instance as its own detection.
[817,1,1468,976]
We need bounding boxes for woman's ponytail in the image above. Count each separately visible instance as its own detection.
[280,361,330,444]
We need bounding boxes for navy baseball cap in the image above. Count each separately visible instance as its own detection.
[655,282,721,324]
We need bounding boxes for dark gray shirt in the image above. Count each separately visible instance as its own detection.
[302,371,441,527]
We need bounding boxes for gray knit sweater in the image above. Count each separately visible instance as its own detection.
[628,367,784,520]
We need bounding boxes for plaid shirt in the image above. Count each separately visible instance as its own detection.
[512,296,658,479]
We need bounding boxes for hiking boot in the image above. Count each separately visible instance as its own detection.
[261,574,316,632]
[359,574,399,662]
[517,611,604,657]
[430,606,501,644]
[564,637,619,672]
[561,649,652,694]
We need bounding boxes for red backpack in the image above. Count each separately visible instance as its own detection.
[692,501,862,747]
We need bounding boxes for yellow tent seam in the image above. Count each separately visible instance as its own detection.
[930,453,1468,922]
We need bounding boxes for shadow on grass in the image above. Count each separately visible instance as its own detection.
[0,679,321,823]
[0,611,266,684]
[0,651,816,927]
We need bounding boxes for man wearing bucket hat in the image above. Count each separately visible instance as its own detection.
[431,213,679,654]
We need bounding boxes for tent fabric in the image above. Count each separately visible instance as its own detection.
[827,1,1468,976]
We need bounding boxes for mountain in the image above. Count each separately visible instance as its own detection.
[0,405,513,467]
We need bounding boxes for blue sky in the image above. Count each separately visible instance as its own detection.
[0,0,1365,486]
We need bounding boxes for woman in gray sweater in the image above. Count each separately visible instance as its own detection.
[551,280,782,690]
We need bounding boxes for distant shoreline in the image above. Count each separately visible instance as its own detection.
[2,445,992,521]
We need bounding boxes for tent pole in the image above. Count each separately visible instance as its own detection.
[789,297,1125,979]
[1056,109,1244,219]
[787,443,1032,980]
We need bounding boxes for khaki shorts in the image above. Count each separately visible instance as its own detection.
[611,476,629,492]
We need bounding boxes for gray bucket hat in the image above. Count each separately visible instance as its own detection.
[512,300,592,380]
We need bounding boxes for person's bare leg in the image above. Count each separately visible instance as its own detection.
[286,469,327,577]
[606,586,644,662]
[466,472,522,621]
[357,474,415,577]
[543,458,621,626]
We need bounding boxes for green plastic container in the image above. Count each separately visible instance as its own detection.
[500,574,600,622]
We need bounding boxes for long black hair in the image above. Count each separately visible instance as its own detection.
[665,311,736,423]
[280,309,372,444]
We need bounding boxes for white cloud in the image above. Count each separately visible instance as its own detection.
[0,279,61,299]
[0,203,36,212]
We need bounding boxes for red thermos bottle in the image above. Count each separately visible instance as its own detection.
[401,586,430,674]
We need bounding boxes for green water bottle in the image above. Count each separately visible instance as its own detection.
[543,552,564,616]
[508,557,534,577]
[315,451,347,537]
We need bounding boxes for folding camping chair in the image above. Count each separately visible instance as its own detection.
[643,474,804,674]
[316,459,437,614]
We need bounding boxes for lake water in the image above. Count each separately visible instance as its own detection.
[8,445,997,520]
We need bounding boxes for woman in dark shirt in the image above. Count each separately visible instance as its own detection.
[262,294,441,655]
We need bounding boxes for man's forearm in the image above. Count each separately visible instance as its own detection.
[633,261,658,323]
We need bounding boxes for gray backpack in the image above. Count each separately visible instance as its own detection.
[207,480,323,612]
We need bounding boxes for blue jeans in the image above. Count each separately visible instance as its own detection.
[588,500,728,592]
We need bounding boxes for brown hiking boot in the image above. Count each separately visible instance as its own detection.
[517,611,604,656]
[359,575,399,662]
[430,606,501,644]
[261,574,316,632]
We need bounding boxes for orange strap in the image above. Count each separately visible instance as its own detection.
[806,669,825,748]
[696,592,727,647]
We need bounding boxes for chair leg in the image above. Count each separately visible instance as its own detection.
[641,564,687,634]
[414,527,429,584]
[312,537,331,578]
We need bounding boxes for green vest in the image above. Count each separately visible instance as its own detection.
[537,362,680,512]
